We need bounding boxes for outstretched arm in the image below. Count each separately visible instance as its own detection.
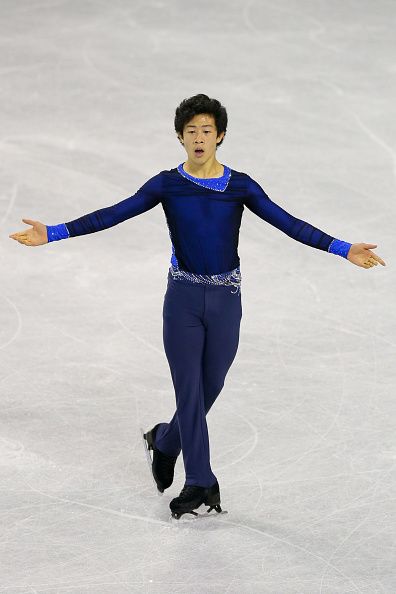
[244,176,386,268]
[9,172,163,246]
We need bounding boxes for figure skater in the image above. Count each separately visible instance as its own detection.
[9,94,386,519]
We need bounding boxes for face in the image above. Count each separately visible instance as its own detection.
[178,113,225,165]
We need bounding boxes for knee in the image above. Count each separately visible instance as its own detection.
[204,380,225,412]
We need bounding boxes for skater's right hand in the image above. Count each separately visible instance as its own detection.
[9,219,48,246]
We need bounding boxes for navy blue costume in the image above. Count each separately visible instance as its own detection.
[47,164,351,487]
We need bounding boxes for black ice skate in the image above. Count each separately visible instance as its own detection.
[169,480,226,520]
[141,424,177,495]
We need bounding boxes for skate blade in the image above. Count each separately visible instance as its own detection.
[170,508,228,522]
[139,427,163,497]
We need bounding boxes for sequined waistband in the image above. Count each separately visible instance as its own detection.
[168,264,241,295]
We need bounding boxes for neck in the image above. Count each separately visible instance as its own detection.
[183,156,223,178]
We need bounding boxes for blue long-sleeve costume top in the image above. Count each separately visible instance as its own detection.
[46,164,351,271]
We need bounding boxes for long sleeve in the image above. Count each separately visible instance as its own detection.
[244,175,351,255]
[47,172,163,241]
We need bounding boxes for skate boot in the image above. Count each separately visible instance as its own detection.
[143,424,178,493]
[170,480,224,519]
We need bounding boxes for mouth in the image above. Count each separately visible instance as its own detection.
[194,148,204,157]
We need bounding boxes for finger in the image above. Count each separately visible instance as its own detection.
[22,218,36,226]
[364,243,377,249]
[369,253,386,266]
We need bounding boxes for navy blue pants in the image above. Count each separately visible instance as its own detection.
[155,271,242,487]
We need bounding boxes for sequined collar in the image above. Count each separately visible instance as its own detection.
[177,163,232,192]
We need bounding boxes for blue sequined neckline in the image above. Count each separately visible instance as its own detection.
[177,163,232,192]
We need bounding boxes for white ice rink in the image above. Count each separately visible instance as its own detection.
[1,1,395,592]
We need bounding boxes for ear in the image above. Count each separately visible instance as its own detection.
[216,131,225,144]
[177,134,184,144]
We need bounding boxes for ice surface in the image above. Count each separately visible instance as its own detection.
[1,0,395,592]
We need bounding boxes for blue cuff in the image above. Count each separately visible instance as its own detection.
[328,239,352,259]
[46,223,70,242]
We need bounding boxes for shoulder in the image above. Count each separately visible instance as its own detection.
[227,167,257,192]
[141,168,179,189]
[228,167,257,184]
[228,169,270,201]
[159,167,180,177]
[154,168,183,183]
[143,168,178,180]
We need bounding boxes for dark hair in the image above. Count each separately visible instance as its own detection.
[174,94,228,147]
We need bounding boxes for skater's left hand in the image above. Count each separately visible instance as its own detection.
[347,243,386,269]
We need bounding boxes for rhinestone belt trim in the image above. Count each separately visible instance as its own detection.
[169,264,241,295]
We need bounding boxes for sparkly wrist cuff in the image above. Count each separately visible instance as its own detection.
[328,239,352,259]
[46,223,70,242]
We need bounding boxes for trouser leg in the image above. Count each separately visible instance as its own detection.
[161,279,212,486]
[155,277,242,487]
